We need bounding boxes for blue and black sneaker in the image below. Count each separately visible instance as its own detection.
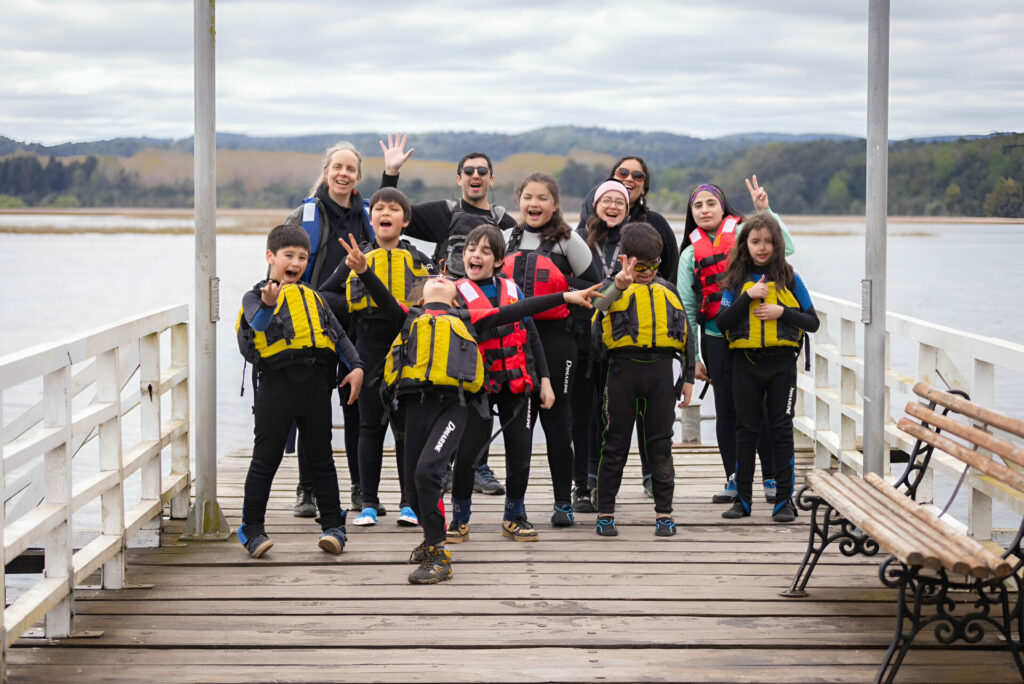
[772,499,797,523]
[551,504,574,527]
[595,517,618,537]
[238,526,273,558]
[712,474,738,503]
[654,517,677,537]
[318,526,347,554]
[763,479,778,503]
[722,498,751,519]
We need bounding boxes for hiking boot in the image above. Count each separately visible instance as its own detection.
[238,528,273,558]
[642,473,654,499]
[595,517,618,537]
[551,504,574,527]
[352,507,377,527]
[350,482,362,510]
[502,516,539,542]
[293,485,317,518]
[408,545,453,584]
[473,464,505,495]
[763,479,778,504]
[712,474,738,503]
[772,499,798,523]
[571,486,596,513]
[318,525,347,554]
[722,500,751,519]
[409,540,428,564]
[446,520,470,544]
[654,517,677,537]
[397,506,419,527]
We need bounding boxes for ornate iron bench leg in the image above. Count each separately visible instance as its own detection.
[780,487,830,598]
[876,558,924,684]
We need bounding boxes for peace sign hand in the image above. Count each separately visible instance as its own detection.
[615,255,636,290]
[381,133,414,174]
[745,175,770,211]
[260,278,282,307]
[338,234,368,274]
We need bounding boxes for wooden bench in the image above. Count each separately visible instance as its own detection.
[780,383,1024,683]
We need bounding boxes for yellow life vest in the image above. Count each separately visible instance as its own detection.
[235,283,338,369]
[383,308,484,397]
[597,280,689,354]
[346,246,429,312]
[725,281,803,349]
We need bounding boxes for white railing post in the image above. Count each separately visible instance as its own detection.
[1,396,6,683]
[839,318,857,475]
[969,360,996,540]
[813,311,832,469]
[135,333,162,548]
[42,366,73,638]
[170,323,190,519]
[97,348,125,589]
[914,342,939,503]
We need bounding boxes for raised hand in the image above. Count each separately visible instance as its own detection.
[260,278,282,307]
[747,274,769,300]
[563,283,605,309]
[381,133,414,175]
[615,255,636,290]
[745,175,770,211]
[339,367,364,403]
[338,234,368,274]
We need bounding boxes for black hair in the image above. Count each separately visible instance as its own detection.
[722,211,794,292]
[515,172,571,243]
[267,223,310,253]
[457,152,494,175]
[369,187,412,221]
[607,156,652,211]
[618,222,662,263]
[679,182,745,251]
[465,224,506,263]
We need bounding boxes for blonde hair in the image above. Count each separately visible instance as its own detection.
[309,142,363,196]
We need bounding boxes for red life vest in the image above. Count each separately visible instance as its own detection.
[690,215,742,323]
[501,244,570,321]
[456,278,535,395]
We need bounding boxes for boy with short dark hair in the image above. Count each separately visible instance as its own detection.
[235,223,364,557]
[591,222,695,537]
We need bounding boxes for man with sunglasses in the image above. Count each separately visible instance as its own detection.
[381,146,517,496]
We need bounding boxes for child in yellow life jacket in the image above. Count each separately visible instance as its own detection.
[235,224,365,558]
[318,187,434,529]
[338,234,603,584]
[591,222,695,538]
[715,212,819,523]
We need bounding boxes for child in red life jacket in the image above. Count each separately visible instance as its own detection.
[338,235,603,584]
[591,223,695,538]
[447,224,556,544]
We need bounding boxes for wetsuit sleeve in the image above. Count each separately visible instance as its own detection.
[682,312,695,383]
[242,289,274,331]
[714,289,749,333]
[324,306,362,371]
[319,261,352,294]
[380,172,398,189]
[594,278,622,313]
[675,245,702,365]
[524,318,550,379]
[772,210,795,257]
[475,293,568,332]
[647,211,679,284]
[354,267,407,327]
[320,290,349,325]
[780,274,820,332]
[563,233,602,288]
[381,175,450,244]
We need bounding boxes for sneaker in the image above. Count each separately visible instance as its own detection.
[397,506,418,527]
[772,500,798,523]
[551,504,574,527]
[642,474,654,499]
[501,516,539,542]
[473,464,505,495]
[571,486,596,513]
[318,525,347,554]
[238,528,273,558]
[409,540,427,564]
[408,545,453,584]
[446,520,470,544]
[722,500,751,519]
[763,479,778,504]
[352,507,377,526]
[712,474,738,503]
[293,485,317,518]
[350,482,362,510]
[595,517,618,537]
[654,517,677,537]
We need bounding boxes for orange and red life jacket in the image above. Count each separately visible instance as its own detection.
[690,215,742,324]
[501,243,570,321]
[456,278,535,395]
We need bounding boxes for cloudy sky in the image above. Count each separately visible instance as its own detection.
[3,0,1022,146]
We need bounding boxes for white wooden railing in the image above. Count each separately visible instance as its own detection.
[0,305,191,660]
[792,292,1024,540]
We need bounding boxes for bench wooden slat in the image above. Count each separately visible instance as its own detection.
[898,418,1024,496]
[864,472,1012,579]
[914,382,1024,440]
[839,473,988,579]
[805,471,928,568]
[905,402,1024,470]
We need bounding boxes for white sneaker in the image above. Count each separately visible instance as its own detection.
[352,507,377,526]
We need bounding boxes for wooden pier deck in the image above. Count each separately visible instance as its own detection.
[7,446,1022,683]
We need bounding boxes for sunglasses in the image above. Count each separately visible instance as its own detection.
[615,167,645,181]
[434,274,460,282]
[632,259,661,274]
[461,166,491,177]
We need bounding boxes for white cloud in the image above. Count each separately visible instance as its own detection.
[1,0,1021,145]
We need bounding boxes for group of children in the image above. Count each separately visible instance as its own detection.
[235,143,819,584]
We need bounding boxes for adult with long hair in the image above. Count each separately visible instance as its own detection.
[676,177,794,504]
